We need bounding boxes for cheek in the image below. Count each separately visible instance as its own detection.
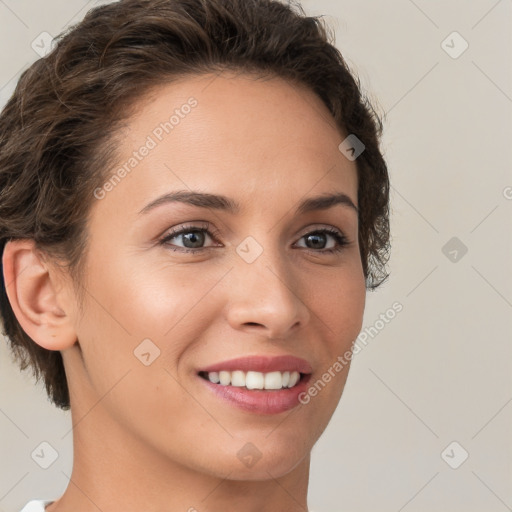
[78,252,231,380]
[308,264,366,343]
[87,246,218,334]
[296,270,364,433]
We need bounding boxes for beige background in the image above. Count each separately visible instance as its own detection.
[1,1,511,511]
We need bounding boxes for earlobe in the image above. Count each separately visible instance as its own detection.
[2,239,77,351]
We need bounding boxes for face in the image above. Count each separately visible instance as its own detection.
[61,73,366,480]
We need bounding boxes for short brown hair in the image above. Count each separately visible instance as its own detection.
[0,0,390,410]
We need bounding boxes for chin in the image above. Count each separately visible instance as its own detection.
[220,454,308,481]
[187,435,310,482]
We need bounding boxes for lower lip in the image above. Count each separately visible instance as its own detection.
[198,374,312,414]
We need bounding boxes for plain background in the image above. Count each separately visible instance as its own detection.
[1,1,511,511]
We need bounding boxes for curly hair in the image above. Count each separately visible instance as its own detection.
[0,0,390,410]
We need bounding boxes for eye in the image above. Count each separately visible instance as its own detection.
[295,227,350,254]
[158,222,221,253]
[158,223,351,254]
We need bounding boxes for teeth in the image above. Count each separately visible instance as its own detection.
[219,371,230,386]
[264,371,282,390]
[246,371,264,389]
[231,370,246,387]
[208,371,220,384]
[206,370,301,390]
[288,371,300,387]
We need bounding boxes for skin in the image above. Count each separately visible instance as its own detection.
[3,72,365,512]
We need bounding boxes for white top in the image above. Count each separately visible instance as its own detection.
[19,499,324,511]
[19,500,54,511]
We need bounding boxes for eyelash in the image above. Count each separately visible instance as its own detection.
[158,222,350,255]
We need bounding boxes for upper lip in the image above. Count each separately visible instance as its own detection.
[197,355,313,374]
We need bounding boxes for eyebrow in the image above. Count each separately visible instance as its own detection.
[138,190,358,215]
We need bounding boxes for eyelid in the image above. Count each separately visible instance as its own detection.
[159,221,222,246]
[296,223,345,237]
[158,222,351,253]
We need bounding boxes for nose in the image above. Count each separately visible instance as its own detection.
[225,248,311,340]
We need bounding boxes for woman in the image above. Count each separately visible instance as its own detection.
[0,0,389,510]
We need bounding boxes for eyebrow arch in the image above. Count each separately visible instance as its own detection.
[138,190,358,215]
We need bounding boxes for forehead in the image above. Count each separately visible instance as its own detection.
[93,72,357,221]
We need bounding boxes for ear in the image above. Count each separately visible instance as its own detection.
[2,239,78,351]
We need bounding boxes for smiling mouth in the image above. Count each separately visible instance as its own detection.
[198,370,306,390]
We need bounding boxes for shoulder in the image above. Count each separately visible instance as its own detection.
[19,500,54,512]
